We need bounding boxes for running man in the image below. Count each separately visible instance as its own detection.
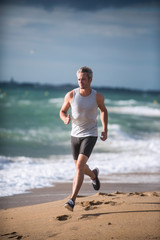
[59,66,108,211]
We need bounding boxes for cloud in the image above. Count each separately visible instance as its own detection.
[0,0,160,11]
[2,2,157,50]
[1,6,159,61]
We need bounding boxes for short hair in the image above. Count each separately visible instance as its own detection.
[76,66,93,79]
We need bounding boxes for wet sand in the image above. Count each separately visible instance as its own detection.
[0,182,160,209]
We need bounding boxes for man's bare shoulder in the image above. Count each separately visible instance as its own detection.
[96,92,105,104]
[64,90,74,102]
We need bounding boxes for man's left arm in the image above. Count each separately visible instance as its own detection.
[97,93,108,141]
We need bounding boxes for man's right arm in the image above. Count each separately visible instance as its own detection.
[59,91,73,125]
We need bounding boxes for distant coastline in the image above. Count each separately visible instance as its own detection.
[0,79,160,94]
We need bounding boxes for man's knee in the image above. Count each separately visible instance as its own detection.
[76,154,88,172]
[76,162,85,172]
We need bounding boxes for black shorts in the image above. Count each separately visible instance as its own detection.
[71,136,98,160]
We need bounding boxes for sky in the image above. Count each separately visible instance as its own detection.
[0,0,160,90]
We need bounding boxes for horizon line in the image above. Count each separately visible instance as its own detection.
[0,79,160,93]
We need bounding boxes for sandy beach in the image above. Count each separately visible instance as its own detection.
[0,183,160,240]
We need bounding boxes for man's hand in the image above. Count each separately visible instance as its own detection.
[64,114,71,125]
[100,131,107,141]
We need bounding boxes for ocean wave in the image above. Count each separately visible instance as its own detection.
[89,152,160,176]
[108,106,160,117]
[48,98,63,104]
[105,99,137,106]
[96,132,160,154]
[0,127,71,144]
[116,99,138,105]
[0,136,160,197]
[0,155,74,197]
[18,100,32,105]
[4,99,46,107]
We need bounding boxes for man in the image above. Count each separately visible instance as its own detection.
[59,66,108,211]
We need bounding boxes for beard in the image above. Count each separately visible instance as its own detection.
[79,84,86,89]
[80,85,85,89]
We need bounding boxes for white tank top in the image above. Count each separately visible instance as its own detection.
[71,88,98,137]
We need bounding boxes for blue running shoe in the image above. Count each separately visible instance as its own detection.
[92,168,100,191]
[64,199,75,212]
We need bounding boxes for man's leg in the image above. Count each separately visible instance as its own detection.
[72,161,95,195]
[84,164,96,180]
[65,136,99,211]
[71,154,88,202]
[65,155,100,211]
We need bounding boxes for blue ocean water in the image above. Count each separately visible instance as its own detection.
[0,84,160,196]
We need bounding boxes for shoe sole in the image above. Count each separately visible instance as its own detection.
[64,203,73,212]
[95,168,99,177]
[92,168,100,191]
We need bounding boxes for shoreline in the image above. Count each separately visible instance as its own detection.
[0,182,160,209]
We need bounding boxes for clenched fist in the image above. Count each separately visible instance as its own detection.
[100,131,107,141]
[64,114,71,125]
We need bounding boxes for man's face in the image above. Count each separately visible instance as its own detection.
[77,72,92,89]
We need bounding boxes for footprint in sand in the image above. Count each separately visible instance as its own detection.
[84,206,97,211]
[0,232,23,239]
[127,192,147,197]
[105,201,125,206]
[97,192,115,197]
[104,201,117,206]
[114,191,126,195]
[150,192,160,197]
[81,199,124,210]
[48,233,59,238]
[81,200,103,207]
[81,200,103,210]
[56,215,71,221]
